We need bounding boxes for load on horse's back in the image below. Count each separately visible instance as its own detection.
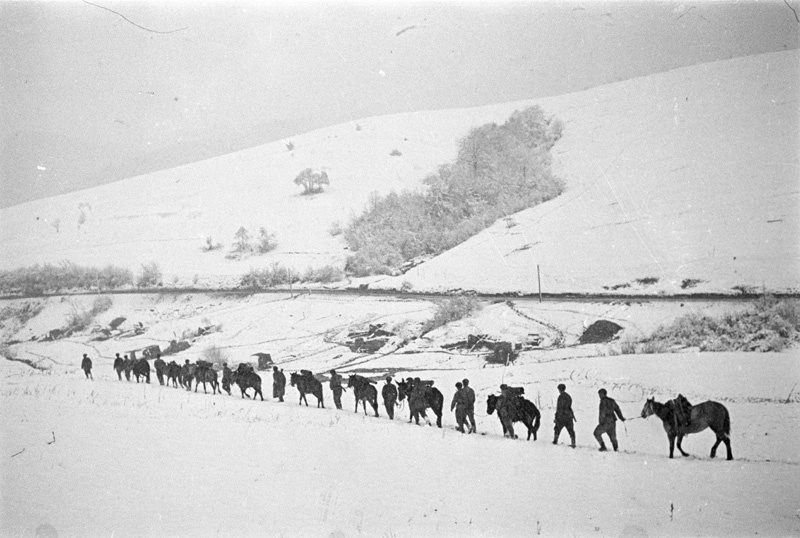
[487,392,541,440]
[194,361,219,395]
[348,374,380,417]
[641,397,733,460]
[290,371,325,408]
[396,378,443,428]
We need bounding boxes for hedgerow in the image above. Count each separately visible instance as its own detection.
[641,297,800,352]
[344,106,564,276]
[0,263,133,295]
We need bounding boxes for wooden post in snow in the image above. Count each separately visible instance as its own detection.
[537,265,542,303]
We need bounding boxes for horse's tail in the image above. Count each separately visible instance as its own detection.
[531,405,541,433]
[722,406,731,436]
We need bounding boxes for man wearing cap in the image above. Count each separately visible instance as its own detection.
[382,376,397,419]
[594,388,625,452]
[81,353,93,380]
[461,378,477,433]
[273,366,286,402]
[451,382,468,432]
[553,383,576,448]
[154,354,166,385]
[329,369,344,410]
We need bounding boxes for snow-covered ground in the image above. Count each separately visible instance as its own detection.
[2,293,799,537]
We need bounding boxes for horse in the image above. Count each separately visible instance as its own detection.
[231,368,264,401]
[486,394,541,440]
[348,374,380,417]
[194,365,219,395]
[132,359,151,383]
[290,372,325,408]
[396,378,443,428]
[165,361,181,388]
[641,398,733,460]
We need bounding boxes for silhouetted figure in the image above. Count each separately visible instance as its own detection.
[553,383,576,448]
[461,378,477,433]
[329,369,344,410]
[382,377,397,419]
[273,366,286,402]
[451,382,467,432]
[81,353,93,380]
[594,388,625,452]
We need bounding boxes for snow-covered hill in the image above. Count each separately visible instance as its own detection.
[1,50,797,295]
[2,292,799,537]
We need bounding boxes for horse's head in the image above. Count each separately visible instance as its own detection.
[396,378,408,401]
[641,397,655,419]
[347,375,356,388]
[486,394,498,415]
[290,372,299,386]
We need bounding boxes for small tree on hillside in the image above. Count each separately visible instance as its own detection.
[233,227,252,253]
[294,168,330,195]
[256,227,277,253]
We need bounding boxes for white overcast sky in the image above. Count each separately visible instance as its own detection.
[2,0,798,207]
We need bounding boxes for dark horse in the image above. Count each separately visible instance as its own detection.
[165,361,181,388]
[194,365,219,395]
[132,359,151,383]
[641,398,733,460]
[231,369,264,401]
[487,394,541,440]
[290,372,325,408]
[348,375,380,417]
[396,378,443,428]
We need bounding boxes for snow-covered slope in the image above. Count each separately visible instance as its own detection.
[2,291,799,537]
[1,50,797,295]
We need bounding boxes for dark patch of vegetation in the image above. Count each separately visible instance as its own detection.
[635,277,660,286]
[681,278,704,289]
[421,296,481,335]
[389,149,402,157]
[642,297,800,352]
[240,263,301,289]
[0,301,44,326]
[136,262,162,288]
[294,168,330,195]
[65,296,114,333]
[302,265,345,284]
[343,106,564,276]
[603,282,632,291]
[0,263,133,295]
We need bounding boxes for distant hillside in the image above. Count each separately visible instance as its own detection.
[1,50,797,295]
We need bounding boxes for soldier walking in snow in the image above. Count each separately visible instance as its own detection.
[154,354,166,385]
[81,353,93,380]
[113,353,123,380]
[461,378,477,433]
[221,363,233,395]
[382,376,397,419]
[329,369,344,410]
[451,382,468,432]
[593,388,625,452]
[553,383,576,448]
[273,366,286,402]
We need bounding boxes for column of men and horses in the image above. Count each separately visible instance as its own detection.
[79,352,733,460]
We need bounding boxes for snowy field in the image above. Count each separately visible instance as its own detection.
[2,293,799,537]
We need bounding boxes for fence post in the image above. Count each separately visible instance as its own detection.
[537,264,542,303]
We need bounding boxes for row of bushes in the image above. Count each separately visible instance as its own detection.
[344,106,565,276]
[0,262,164,296]
[632,297,800,353]
[239,264,345,289]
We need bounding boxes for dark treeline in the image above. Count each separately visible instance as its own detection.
[0,262,134,295]
[344,106,565,276]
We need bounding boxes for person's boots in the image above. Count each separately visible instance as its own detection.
[612,440,619,452]
[598,443,607,452]
[552,435,559,445]
[570,435,576,448]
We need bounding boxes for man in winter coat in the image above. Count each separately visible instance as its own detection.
[382,377,397,419]
[329,369,344,409]
[154,354,166,385]
[221,363,233,395]
[451,382,468,432]
[273,366,286,402]
[553,383,576,448]
[113,353,123,380]
[81,353,93,380]
[461,378,477,433]
[593,388,625,452]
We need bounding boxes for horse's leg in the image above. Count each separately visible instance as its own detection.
[724,436,733,460]
[710,435,721,459]
[676,434,690,457]
[373,398,380,418]
[668,433,676,458]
